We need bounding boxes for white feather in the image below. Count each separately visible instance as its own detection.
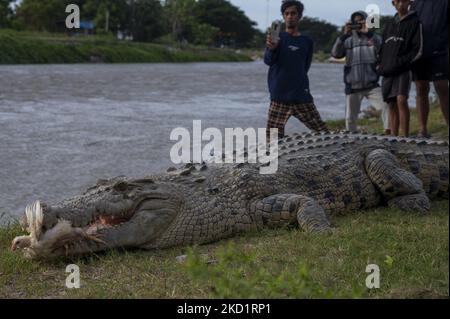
[24,200,44,243]
[33,201,44,241]
[25,203,34,232]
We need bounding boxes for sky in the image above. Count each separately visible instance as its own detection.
[229,0,398,30]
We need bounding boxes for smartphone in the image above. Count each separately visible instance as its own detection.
[270,20,281,43]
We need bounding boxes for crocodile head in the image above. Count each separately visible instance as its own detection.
[12,177,182,259]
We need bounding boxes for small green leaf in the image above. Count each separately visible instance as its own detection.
[384,255,394,268]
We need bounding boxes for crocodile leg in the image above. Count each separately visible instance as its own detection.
[365,149,430,214]
[252,194,331,232]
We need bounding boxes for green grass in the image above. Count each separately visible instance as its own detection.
[0,202,448,298]
[326,101,449,141]
[0,29,252,64]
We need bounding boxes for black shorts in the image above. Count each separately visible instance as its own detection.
[412,54,449,81]
[382,71,412,103]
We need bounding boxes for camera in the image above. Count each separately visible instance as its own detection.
[349,23,363,30]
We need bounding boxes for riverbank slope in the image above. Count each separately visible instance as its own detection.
[0,30,253,64]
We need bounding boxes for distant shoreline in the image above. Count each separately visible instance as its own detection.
[0,30,340,65]
[0,30,253,64]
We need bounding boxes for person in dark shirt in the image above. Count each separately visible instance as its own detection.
[379,0,422,137]
[411,0,449,138]
[264,0,328,141]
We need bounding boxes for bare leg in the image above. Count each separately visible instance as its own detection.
[433,80,449,126]
[415,81,431,136]
[397,95,410,137]
[389,102,399,136]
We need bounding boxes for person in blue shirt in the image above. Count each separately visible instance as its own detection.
[264,0,328,141]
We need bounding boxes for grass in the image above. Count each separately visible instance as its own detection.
[0,97,448,299]
[0,203,448,298]
[0,29,253,64]
[326,100,449,141]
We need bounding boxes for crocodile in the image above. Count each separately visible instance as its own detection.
[11,132,449,259]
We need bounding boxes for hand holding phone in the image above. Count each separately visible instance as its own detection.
[270,20,281,44]
[267,20,281,50]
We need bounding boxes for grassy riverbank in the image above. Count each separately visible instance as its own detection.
[0,104,448,299]
[0,29,252,64]
[0,203,448,298]
[327,102,449,140]
[0,29,334,64]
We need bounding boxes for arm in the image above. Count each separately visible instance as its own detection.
[331,35,349,59]
[264,32,281,66]
[264,47,279,66]
[377,26,388,75]
[331,23,352,59]
[305,40,314,73]
[444,1,449,51]
[396,21,423,69]
[372,33,383,57]
[372,33,383,70]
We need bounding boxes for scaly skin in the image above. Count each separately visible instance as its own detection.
[12,132,449,259]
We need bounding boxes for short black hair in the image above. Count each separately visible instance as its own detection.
[281,0,304,18]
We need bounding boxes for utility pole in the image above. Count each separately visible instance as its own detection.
[266,0,270,29]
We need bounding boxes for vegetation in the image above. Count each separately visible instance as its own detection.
[327,101,449,141]
[0,203,447,298]
[3,1,396,64]
[0,29,252,63]
[6,0,265,47]
[299,17,339,53]
[0,0,13,28]
[0,104,447,299]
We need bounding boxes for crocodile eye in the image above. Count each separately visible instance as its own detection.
[113,181,128,192]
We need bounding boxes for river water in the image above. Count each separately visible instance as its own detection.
[0,61,414,221]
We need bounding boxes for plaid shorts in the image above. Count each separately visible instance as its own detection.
[266,101,329,140]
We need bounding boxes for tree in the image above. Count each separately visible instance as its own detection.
[299,17,339,53]
[82,0,128,34]
[163,0,198,42]
[194,0,259,47]
[0,0,14,28]
[128,0,167,42]
[10,0,263,47]
[189,22,219,45]
[15,0,87,32]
